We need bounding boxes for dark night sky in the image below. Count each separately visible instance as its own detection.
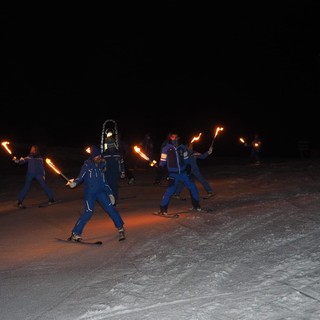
[1,4,320,157]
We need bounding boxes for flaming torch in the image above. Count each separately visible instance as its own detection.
[210,127,224,148]
[45,158,69,182]
[1,141,15,158]
[133,146,157,167]
[190,133,202,144]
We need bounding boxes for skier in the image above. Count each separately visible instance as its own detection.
[13,145,55,208]
[173,143,214,199]
[66,145,125,242]
[102,135,125,206]
[156,133,201,215]
[245,133,262,164]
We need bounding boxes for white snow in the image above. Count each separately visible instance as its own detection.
[1,157,320,320]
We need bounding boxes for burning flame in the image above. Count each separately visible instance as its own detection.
[45,158,69,181]
[214,127,224,138]
[240,138,246,144]
[254,142,261,149]
[190,133,202,143]
[209,126,224,148]
[46,158,62,175]
[134,146,157,167]
[134,146,150,161]
[1,141,12,154]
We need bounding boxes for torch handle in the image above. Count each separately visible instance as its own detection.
[209,138,215,149]
[60,173,69,182]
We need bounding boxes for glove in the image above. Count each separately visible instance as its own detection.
[13,157,19,163]
[13,156,22,163]
[120,172,125,179]
[66,179,76,188]
[166,176,175,187]
[208,147,213,155]
[108,194,115,205]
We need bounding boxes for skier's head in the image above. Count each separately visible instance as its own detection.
[30,145,40,156]
[90,145,101,159]
[169,133,180,147]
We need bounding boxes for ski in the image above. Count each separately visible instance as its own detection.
[38,199,63,208]
[202,193,215,200]
[172,196,187,201]
[167,207,213,215]
[153,212,180,218]
[186,207,213,213]
[55,238,103,245]
[14,204,27,209]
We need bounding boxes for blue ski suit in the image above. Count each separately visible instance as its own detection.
[71,156,124,236]
[159,142,200,212]
[15,151,54,203]
[175,149,213,195]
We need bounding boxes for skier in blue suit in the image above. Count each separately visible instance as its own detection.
[67,145,125,242]
[173,143,213,199]
[157,133,201,215]
[13,145,55,208]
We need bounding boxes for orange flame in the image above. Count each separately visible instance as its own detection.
[240,138,246,144]
[46,158,62,175]
[134,146,158,167]
[45,158,69,181]
[254,142,261,149]
[191,133,202,143]
[134,146,150,161]
[214,127,224,138]
[1,141,12,154]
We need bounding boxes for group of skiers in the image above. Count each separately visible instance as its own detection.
[11,130,261,243]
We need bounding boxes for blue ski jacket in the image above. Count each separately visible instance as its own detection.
[16,154,46,177]
[159,143,190,173]
[73,158,113,196]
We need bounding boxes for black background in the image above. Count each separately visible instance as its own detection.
[1,4,319,158]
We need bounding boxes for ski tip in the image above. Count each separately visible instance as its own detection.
[55,238,103,245]
[202,193,216,200]
[39,199,63,208]
[153,212,179,218]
